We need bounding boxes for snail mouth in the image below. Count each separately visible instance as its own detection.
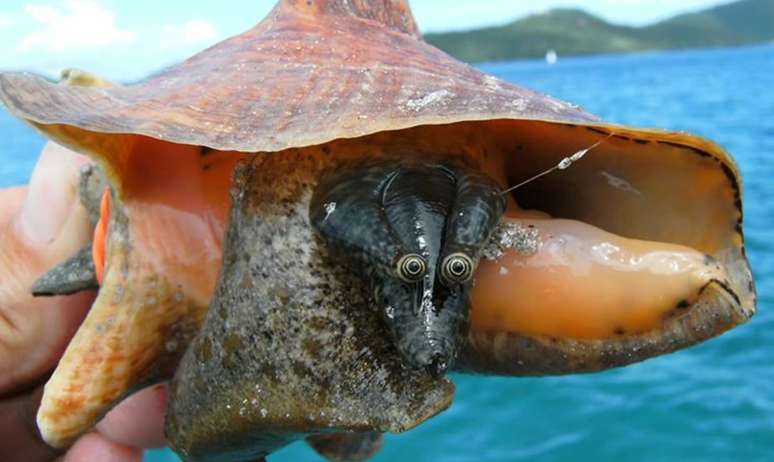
[459,121,755,374]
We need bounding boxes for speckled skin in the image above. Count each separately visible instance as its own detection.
[76,164,107,226]
[166,152,454,462]
[31,246,97,296]
[310,159,505,375]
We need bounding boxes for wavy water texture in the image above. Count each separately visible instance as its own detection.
[1,44,772,462]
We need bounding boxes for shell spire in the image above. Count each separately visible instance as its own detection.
[275,0,421,38]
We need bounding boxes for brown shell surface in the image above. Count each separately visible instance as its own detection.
[0,0,597,157]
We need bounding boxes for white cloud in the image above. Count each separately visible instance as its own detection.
[19,0,136,52]
[160,19,218,49]
[0,13,15,29]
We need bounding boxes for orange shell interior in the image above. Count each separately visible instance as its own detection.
[42,119,751,343]
[466,121,748,339]
[92,190,109,284]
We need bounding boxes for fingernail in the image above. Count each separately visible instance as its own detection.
[18,143,91,244]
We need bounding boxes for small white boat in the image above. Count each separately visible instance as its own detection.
[545,49,558,65]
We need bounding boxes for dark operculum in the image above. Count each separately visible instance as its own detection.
[310,158,505,376]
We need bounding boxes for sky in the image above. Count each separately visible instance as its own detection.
[0,0,731,81]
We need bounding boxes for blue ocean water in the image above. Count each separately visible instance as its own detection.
[1,45,772,461]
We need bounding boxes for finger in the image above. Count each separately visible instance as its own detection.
[0,381,62,462]
[0,142,95,394]
[0,187,27,224]
[62,433,142,462]
[96,383,168,449]
[0,379,158,462]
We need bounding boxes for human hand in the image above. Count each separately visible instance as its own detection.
[0,143,168,461]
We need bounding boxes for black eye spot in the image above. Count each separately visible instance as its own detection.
[441,253,474,284]
[396,254,427,283]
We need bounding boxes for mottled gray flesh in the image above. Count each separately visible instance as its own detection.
[165,154,453,462]
[310,159,505,377]
[31,246,98,296]
[78,164,108,226]
[306,432,384,462]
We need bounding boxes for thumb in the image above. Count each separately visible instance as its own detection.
[0,142,95,395]
[18,143,92,245]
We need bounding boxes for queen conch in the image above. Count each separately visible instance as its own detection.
[0,0,756,461]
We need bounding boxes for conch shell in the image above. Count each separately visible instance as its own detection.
[0,0,755,459]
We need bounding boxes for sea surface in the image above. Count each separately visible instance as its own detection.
[1,45,772,462]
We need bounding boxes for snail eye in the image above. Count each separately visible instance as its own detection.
[441,253,475,284]
[396,254,427,283]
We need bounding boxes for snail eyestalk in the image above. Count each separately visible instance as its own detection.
[396,254,428,283]
[440,253,475,285]
[311,159,506,376]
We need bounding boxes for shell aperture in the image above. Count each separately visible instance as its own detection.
[473,216,730,339]
[311,159,506,376]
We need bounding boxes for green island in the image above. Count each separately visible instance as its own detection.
[425,0,774,63]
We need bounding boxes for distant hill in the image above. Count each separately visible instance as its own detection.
[425,0,774,63]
